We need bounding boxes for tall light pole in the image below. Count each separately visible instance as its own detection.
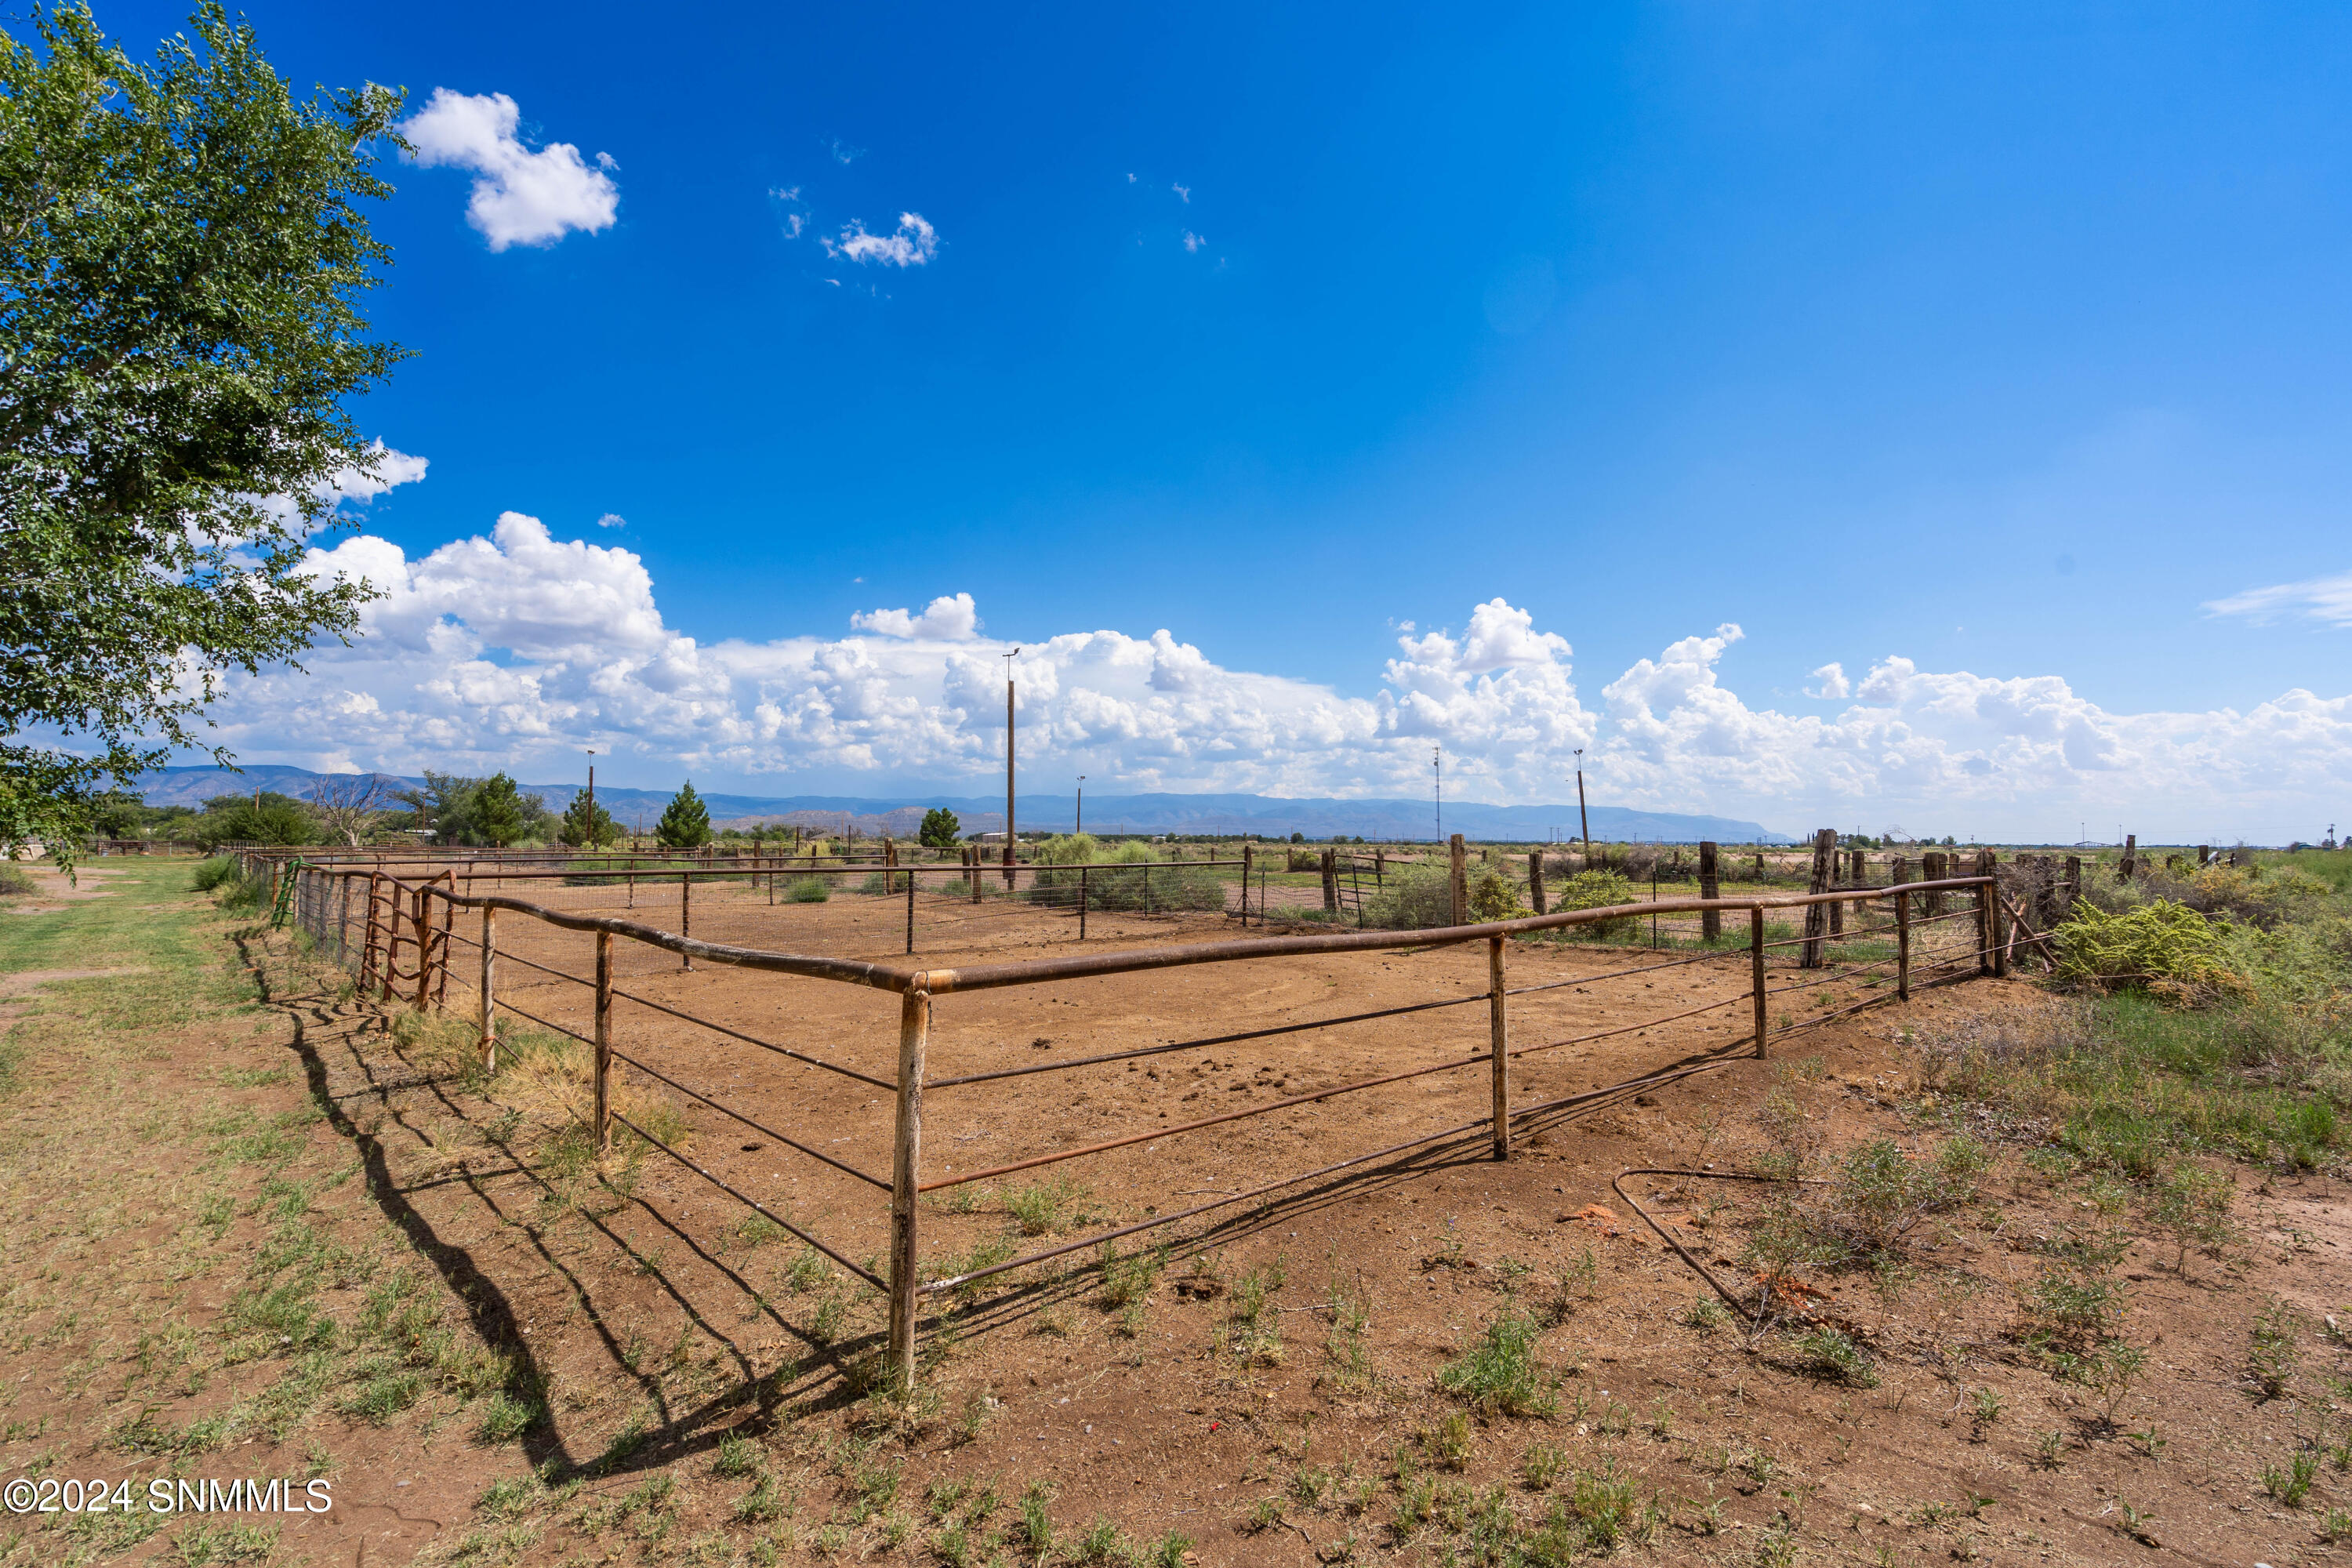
[1573,748,1592,868]
[1004,648,1021,887]
[1076,775,1085,837]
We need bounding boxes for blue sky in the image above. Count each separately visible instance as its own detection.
[79,2,2352,839]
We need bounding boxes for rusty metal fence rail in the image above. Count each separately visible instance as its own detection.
[268,849,2006,1392]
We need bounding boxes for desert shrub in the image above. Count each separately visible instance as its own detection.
[191,856,239,891]
[1363,864,1455,930]
[784,877,829,903]
[1283,848,1323,873]
[1468,867,1530,924]
[2053,899,2244,994]
[1548,870,1639,941]
[858,871,891,895]
[0,864,32,897]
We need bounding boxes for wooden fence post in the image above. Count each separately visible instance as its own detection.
[1449,834,1468,927]
[2064,855,2082,917]
[1750,907,1768,1058]
[478,906,498,1071]
[1488,936,1510,1161]
[1979,850,2002,977]
[887,986,932,1393]
[593,931,614,1157]
[1896,885,1911,1001]
[1801,829,1833,967]
[1528,851,1547,916]
[1922,851,1947,918]
[1828,838,1846,938]
[2118,834,2136,881]
[1320,850,1339,914]
[1240,844,1254,925]
[1698,840,1719,942]
[1375,848,1385,884]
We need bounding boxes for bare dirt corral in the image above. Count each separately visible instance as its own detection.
[3,864,2347,1567]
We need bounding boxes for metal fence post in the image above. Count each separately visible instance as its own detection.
[681,871,693,972]
[1750,906,1768,1058]
[1079,866,1089,940]
[887,985,932,1392]
[593,931,614,1156]
[479,906,498,1072]
[1240,844,1253,924]
[905,867,916,956]
[1488,936,1510,1160]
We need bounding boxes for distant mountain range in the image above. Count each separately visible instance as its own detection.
[134,764,1795,844]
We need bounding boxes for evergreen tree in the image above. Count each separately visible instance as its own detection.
[655,781,713,848]
[558,790,621,848]
[473,773,530,848]
[917,807,960,848]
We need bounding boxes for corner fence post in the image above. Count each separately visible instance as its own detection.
[1976,851,1996,977]
[1988,853,2009,979]
[593,931,614,1157]
[1750,907,1768,1058]
[478,906,498,1072]
[888,986,932,1392]
[1801,828,1833,968]
[1896,887,1911,1002]
[1488,936,1510,1160]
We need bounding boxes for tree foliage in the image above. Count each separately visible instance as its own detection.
[558,789,621,848]
[917,807,960,848]
[0,3,408,865]
[472,773,530,848]
[655,782,712,848]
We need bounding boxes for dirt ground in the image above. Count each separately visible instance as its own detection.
[3,862,2347,1566]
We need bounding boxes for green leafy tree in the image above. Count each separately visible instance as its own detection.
[917,807,960,848]
[655,781,713,848]
[472,773,530,848]
[0,3,408,866]
[192,791,312,849]
[559,790,622,848]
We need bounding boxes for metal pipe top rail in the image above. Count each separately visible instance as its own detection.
[307,861,1991,997]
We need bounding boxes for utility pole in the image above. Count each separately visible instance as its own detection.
[1076,775,1085,837]
[1004,648,1020,888]
[584,749,596,851]
[1573,748,1592,868]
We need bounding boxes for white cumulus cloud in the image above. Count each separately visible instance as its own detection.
[824,212,938,267]
[1806,662,1850,699]
[851,593,981,641]
[401,89,619,250]
[171,517,2352,841]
